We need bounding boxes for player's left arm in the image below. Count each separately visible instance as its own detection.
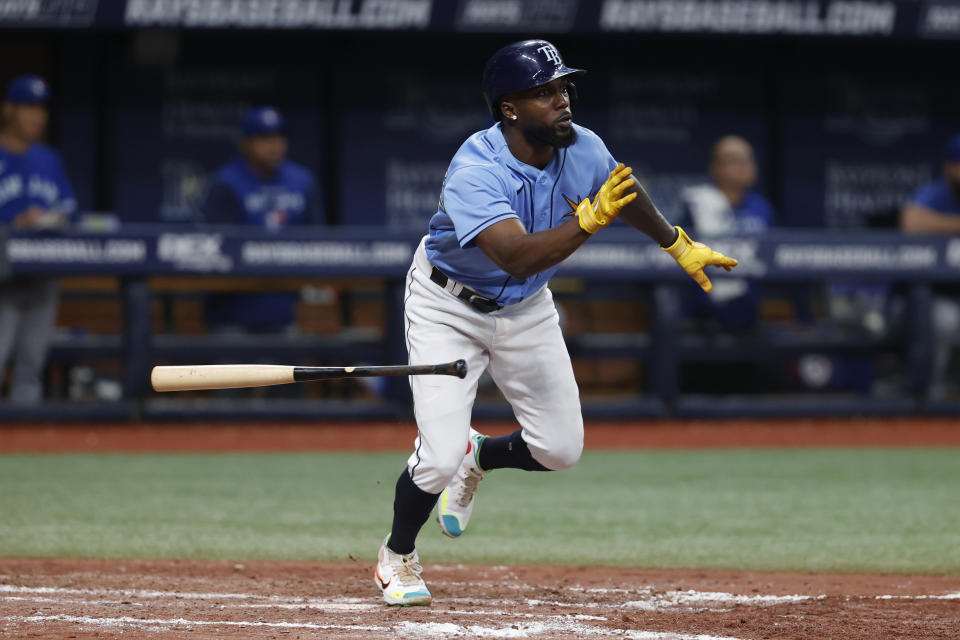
[618,182,738,293]
[616,182,676,246]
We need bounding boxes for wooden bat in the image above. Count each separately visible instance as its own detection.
[151,360,467,392]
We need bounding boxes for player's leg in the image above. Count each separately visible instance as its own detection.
[485,286,583,471]
[437,287,582,539]
[929,296,960,400]
[376,241,492,604]
[9,279,59,405]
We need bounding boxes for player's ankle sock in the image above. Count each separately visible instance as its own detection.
[477,429,549,471]
[388,468,439,555]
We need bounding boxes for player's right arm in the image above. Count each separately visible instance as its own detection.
[470,164,636,280]
[474,216,588,280]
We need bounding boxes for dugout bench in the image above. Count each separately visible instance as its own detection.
[0,224,951,420]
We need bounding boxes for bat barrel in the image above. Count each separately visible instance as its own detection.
[151,365,295,392]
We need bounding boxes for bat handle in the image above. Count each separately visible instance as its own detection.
[454,359,467,379]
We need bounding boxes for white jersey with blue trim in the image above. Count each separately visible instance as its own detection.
[425,122,618,305]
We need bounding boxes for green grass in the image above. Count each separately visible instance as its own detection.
[1,449,958,573]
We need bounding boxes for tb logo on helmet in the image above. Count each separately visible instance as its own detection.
[536,44,563,67]
[481,40,585,121]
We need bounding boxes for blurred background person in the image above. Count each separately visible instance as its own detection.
[0,75,75,404]
[676,135,773,333]
[202,106,323,336]
[203,106,322,230]
[900,134,960,400]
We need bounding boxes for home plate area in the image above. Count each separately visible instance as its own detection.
[1,559,958,639]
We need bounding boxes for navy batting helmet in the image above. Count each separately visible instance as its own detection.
[481,40,585,121]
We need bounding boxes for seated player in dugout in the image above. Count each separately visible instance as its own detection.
[374,40,738,607]
[0,75,76,404]
[202,106,323,334]
[676,135,774,332]
[900,134,960,399]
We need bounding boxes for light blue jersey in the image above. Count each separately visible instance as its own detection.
[426,122,618,305]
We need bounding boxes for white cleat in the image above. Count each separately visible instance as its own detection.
[374,536,432,606]
[438,428,487,538]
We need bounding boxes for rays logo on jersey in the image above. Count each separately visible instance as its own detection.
[560,193,586,219]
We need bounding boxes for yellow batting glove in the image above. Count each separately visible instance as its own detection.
[576,163,637,234]
[661,226,739,293]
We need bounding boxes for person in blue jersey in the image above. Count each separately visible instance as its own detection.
[373,40,738,607]
[677,135,774,332]
[0,75,75,404]
[202,106,322,333]
[204,106,321,229]
[900,134,960,399]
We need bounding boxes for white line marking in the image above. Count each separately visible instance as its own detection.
[231,602,378,611]
[2,614,387,633]
[0,584,273,601]
[0,593,609,622]
[874,592,960,600]
[1,614,746,639]
[622,589,823,610]
[394,620,745,639]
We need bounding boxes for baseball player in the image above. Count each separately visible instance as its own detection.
[203,106,322,333]
[375,40,738,606]
[0,75,75,404]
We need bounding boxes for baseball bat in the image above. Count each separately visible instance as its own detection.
[150,360,467,392]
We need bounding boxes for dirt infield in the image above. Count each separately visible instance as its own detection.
[2,417,960,453]
[1,558,958,639]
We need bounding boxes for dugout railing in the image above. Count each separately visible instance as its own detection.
[0,225,951,420]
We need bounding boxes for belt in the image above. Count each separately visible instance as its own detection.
[429,266,502,313]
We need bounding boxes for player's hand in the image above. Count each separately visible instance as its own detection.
[575,163,637,234]
[661,226,738,293]
[12,206,66,230]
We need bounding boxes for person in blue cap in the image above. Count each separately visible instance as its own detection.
[901,134,960,399]
[202,106,322,336]
[203,106,321,229]
[0,75,76,404]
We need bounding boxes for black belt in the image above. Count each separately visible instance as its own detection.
[429,266,502,313]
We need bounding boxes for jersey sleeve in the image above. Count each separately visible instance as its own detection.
[440,165,518,248]
[33,150,76,217]
[908,182,947,211]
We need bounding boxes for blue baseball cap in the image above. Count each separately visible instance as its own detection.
[945,134,960,164]
[241,106,285,137]
[4,75,50,104]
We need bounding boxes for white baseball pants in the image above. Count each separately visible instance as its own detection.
[403,237,583,494]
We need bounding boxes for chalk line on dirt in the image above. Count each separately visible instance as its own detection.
[2,614,746,640]
[622,589,824,611]
[2,614,387,633]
